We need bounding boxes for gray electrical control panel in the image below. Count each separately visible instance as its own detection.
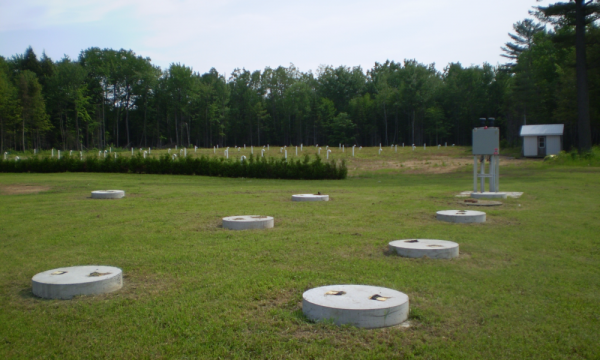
[472,127,500,155]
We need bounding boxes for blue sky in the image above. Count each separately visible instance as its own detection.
[0,0,552,75]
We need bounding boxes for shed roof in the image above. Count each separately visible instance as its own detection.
[520,124,564,136]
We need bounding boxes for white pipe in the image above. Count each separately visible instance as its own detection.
[285,149,287,159]
[261,149,265,157]
[51,149,54,158]
[352,145,355,157]
[301,144,303,151]
[378,148,381,155]
[131,148,134,156]
[251,146,253,154]
[296,146,298,156]
[115,153,117,159]
[58,150,61,159]
[318,147,321,155]
[225,150,228,159]
[149,148,151,154]
[143,151,147,159]
[80,151,83,160]
[195,146,197,153]
[184,148,187,157]
[327,149,331,159]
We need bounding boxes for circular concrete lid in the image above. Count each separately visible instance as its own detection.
[222,215,273,222]
[32,266,122,285]
[303,284,408,311]
[91,190,125,199]
[437,210,485,217]
[292,194,329,201]
[389,239,458,251]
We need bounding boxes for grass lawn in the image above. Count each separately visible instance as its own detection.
[0,147,598,359]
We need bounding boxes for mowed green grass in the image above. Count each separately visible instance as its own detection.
[0,150,599,359]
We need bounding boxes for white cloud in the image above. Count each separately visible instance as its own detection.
[0,0,553,74]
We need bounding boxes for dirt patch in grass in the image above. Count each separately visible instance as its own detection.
[0,184,51,195]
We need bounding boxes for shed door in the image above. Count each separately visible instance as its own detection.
[537,136,546,157]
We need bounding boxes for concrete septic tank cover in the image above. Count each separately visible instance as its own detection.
[302,285,409,329]
[91,190,125,199]
[470,192,508,200]
[389,239,459,259]
[32,265,123,300]
[291,194,329,202]
[222,215,274,230]
[437,210,486,223]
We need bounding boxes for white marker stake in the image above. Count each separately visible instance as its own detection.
[251,146,253,155]
[342,145,344,152]
[70,150,72,156]
[80,151,83,160]
[195,146,197,153]
[285,150,287,159]
[168,148,171,154]
[225,150,228,159]
[327,149,331,159]
[241,155,246,163]
[352,145,355,157]
[359,146,362,150]
[58,150,61,159]
[318,148,321,155]
[378,148,381,155]
[144,151,147,159]
[175,146,177,150]
[296,146,298,156]
[213,146,215,154]
[412,144,415,151]
[110,147,112,153]
[438,144,440,148]
[424,143,426,150]
[244,144,246,149]
[280,147,283,153]
[99,151,102,157]
[104,150,107,158]
[52,149,54,158]
[445,142,447,147]
[261,149,265,157]
[149,148,151,154]
[4,152,7,160]
[131,148,134,156]
[301,144,303,151]
[339,143,341,149]
[34,149,36,155]
[115,153,117,159]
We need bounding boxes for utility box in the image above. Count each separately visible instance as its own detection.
[472,127,499,155]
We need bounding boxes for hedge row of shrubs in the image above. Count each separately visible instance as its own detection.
[0,154,347,180]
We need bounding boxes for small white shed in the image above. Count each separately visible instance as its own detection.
[520,124,564,157]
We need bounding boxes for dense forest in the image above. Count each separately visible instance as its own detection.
[0,6,599,153]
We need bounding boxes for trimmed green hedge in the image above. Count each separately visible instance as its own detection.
[0,154,347,180]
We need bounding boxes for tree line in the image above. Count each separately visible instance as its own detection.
[0,2,598,153]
